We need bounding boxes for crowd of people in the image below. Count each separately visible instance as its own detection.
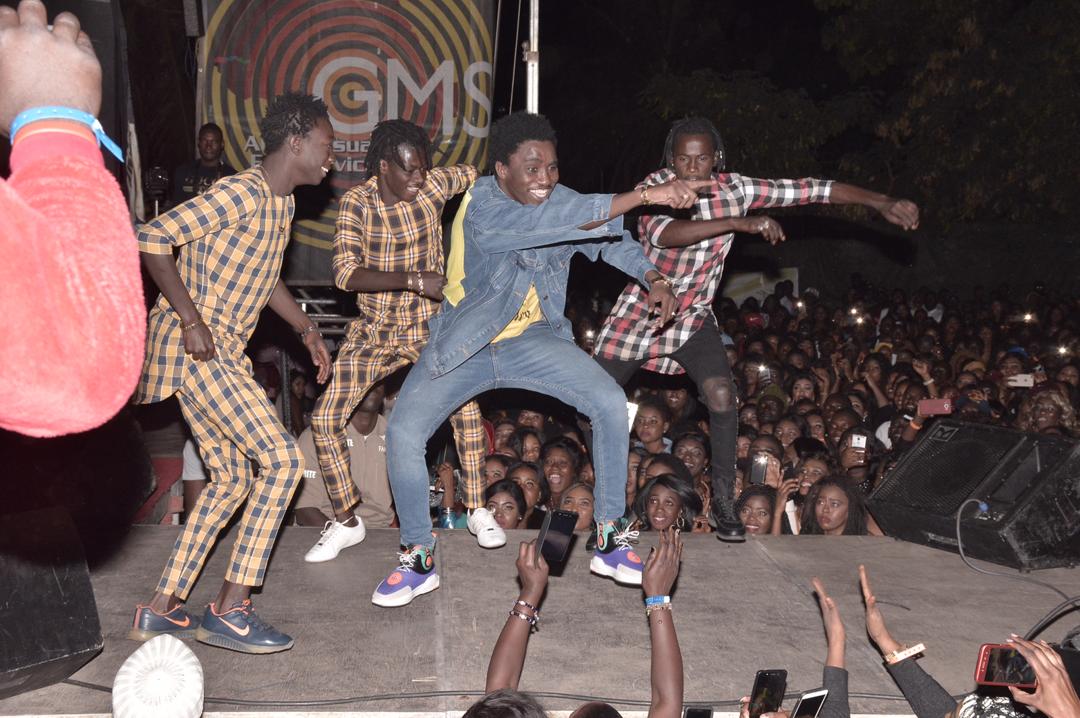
[7,0,1080,713]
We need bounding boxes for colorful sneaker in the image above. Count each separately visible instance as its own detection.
[304,517,367,562]
[127,604,201,641]
[590,521,644,585]
[467,507,507,549]
[371,544,439,607]
[195,600,294,654]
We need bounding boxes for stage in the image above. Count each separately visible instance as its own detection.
[3,526,1079,717]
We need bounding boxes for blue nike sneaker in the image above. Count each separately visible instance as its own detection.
[128,604,201,641]
[195,599,294,654]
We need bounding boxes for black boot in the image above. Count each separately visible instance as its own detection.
[712,495,746,542]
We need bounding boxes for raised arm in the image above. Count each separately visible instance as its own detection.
[811,577,851,718]
[484,541,548,692]
[644,529,685,718]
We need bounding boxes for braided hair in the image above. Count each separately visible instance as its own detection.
[259,93,329,155]
[660,116,725,171]
[364,119,431,179]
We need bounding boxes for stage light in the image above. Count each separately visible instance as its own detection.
[1059,346,1069,356]
[1023,313,1034,322]
[849,307,858,315]
[855,316,865,325]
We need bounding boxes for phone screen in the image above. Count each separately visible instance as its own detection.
[538,509,578,564]
[790,691,828,718]
[983,647,1036,685]
[683,709,713,718]
[749,454,769,485]
[749,670,787,718]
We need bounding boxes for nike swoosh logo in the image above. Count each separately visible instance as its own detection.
[164,614,190,628]
[220,616,250,636]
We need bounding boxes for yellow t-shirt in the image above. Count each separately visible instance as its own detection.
[446,189,545,343]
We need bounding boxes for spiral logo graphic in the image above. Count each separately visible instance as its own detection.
[203,0,495,252]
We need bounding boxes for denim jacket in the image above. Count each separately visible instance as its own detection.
[424,175,657,377]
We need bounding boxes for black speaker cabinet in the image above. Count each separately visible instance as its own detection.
[0,508,103,699]
[868,420,1079,570]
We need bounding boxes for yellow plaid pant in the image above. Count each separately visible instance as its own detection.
[157,357,302,600]
[312,338,486,511]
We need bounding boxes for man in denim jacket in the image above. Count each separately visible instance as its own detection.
[372,113,708,607]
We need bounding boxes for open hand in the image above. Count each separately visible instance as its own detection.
[859,564,901,655]
[304,331,332,383]
[1007,636,1080,718]
[812,577,846,648]
[0,0,102,133]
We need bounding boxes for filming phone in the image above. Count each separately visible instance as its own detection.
[749,453,770,486]
[536,509,578,565]
[789,688,829,718]
[748,669,787,718]
[975,644,1036,688]
[917,398,952,416]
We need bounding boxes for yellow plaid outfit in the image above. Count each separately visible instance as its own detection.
[136,167,302,599]
[312,165,488,511]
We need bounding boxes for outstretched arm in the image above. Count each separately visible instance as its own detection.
[644,529,685,718]
[657,216,785,248]
[828,183,919,231]
[484,541,548,692]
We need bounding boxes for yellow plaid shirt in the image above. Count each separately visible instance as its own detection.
[332,165,476,347]
[134,167,294,403]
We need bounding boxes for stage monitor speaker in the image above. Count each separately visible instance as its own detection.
[868,419,1079,570]
[0,508,103,699]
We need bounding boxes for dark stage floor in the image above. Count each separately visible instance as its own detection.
[3,526,1079,716]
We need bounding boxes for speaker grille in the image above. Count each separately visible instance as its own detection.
[874,423,1020,516]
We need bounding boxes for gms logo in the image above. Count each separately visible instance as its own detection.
[203,0,495,250]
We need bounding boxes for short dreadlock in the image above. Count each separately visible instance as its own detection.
[364,119,431,179]
[259,93,330,155]
[661,116,725,171]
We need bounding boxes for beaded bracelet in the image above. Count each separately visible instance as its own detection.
[515,599,540,615]
[508,609,538,628]
[416,271,425,297]
[646,604,672,618]
[298,325,319,339]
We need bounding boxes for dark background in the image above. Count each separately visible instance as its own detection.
[7,0,1079,295]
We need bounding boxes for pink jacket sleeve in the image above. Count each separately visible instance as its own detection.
[0,131,146,437]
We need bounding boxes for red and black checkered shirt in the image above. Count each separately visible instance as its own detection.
[594,168,832,374]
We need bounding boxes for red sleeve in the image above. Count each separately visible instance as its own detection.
[0,131,146,437]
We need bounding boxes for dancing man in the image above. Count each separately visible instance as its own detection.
[593,116,919,540]
[305,119,499,564]
[129,94,334,654]
[372,112,707,607]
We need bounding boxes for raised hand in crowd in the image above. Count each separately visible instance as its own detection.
[1007,636,1080,718]
[859,564,903,656]
[483,540,549,693]
[642,528,685,718]
[0,0,100,131]
[812,577,846,669]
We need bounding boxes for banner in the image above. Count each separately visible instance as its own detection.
[201,0,496,280]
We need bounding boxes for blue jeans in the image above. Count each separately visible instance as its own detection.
[387,323,629,548]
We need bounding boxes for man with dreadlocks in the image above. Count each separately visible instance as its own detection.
[129,93,334,653]
[593,116,920,542]
[305,119,498,567]
[373,112,707,608]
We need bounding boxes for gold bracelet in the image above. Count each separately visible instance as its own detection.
[640,186,650,205]
[298,325,319,339]
[181,319,203,332]
[884,643,926,665]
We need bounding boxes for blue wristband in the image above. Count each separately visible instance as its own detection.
[644,595,670,607]
[10,106,124,162]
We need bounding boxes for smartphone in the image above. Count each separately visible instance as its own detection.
[683,709,713,718]
[626,401,639,433]
[748,669,787,718]
[850,434,867,450]
[789,688,829,718]
[918,398,952,416]
[537,509,578,564]
[749,454,770,485]
[1008,374,1035,388]
[975,643,1037,688]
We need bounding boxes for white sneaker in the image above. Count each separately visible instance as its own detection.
[467,508,506,549]
[304,518,366,563]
